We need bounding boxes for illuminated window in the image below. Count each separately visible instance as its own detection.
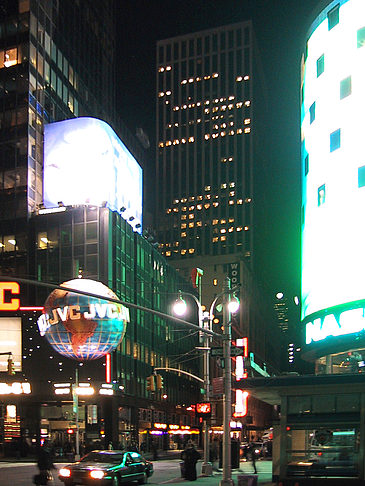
[181,249,187,255]
[229,218,234,223]
[181,215,187,220]
[221,183,227,189]
[181,223,187,229]
[237,128,243,134]
[158,92,165,97]
[213,219,218,225]
[2,235,16,252]
[237,199,243,204]
[213,237,218,243]
[166,66,172,71]
[244,75,249,81]
[0,48,18,69]
[236,76,243,82]
[245,197,252,203]
[159,142,164,148]
[244,226,249,231]
[357,27,365,48]
[181,232,187,237]
[213,202,219,207]
[358,166,365,188]
[213,279,218,286]
[166,141,172,146]
[188,214,194,219]
[244,128,251,133]
[188,222,194,228]
[229,182,235,188]
[204,203,210,209]
[327,4,339,30]
[316,54,324,77]
[158,67,165,72]
[205,186,211,191]
[166,208,172,214]
[309,102,316,124]
[340,76,351,99]
[196,221,202,227]
[229,200,235,205]
[221,236,226,241]
[228,227,234,233]
[244,118,251,125]
[197,204,202,210]
[188,248,195,254]
[189,205,194,211]
[244,101,251,107]
[166,251,171,256]
[188,137,194,142]
[237,227,242,232]
[330,128,341,152]
[318,184,326,206]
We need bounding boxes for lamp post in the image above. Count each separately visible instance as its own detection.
[174,292,213,476]
[173,278,239,482]
[220,276,235,486]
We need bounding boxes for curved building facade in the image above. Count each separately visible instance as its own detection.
[301,0,365,367]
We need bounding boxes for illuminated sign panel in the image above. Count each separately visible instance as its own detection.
[0,282,20,311]
[0,318,21,372]
[44,117,143,233]
[301,0,365,345]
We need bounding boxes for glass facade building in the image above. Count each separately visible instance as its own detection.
[0,0,201,455]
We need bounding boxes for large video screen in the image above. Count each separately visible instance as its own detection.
[44,118,143,233]
[302,0,365,324]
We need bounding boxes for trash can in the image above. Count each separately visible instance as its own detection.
[180,461,186,478]
[237,474,258,486]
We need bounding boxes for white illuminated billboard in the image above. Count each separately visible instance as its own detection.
[0,317,21,372]
[301,0,365,344]
[44,117,143,233]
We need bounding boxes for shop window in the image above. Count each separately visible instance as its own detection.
[37,232,49,249]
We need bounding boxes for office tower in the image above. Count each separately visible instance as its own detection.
[155,22,253,270]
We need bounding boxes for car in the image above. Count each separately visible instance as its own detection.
[58,450,153,485]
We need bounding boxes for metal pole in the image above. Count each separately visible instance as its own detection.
[220,276,234,486]
[201,312,213,476]
[74,368,80,461]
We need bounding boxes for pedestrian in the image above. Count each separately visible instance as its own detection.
[151,440,158,460]
[108,441,113,450]
[34,440,56,485]
[248,442,258,474]
[181,440,201,481]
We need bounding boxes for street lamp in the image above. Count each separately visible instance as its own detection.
[173,291,212,476]
[173,277,240,482]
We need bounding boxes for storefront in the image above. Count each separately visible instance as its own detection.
[244,374,365,485]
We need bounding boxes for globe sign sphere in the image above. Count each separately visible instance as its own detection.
[42,279,129,360]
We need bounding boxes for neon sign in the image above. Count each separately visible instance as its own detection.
[306,306,365,344]
[0,282,20,311]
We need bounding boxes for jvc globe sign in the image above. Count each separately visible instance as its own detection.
[37,279,129,360]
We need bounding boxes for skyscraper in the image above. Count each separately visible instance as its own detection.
[155,22,253,271]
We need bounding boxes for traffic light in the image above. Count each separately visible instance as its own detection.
[7,357,15,375]
[156,374,164,390]
[146,375,155,392]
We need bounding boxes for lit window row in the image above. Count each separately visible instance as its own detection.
[236,75,250,82]
[172,100,245,112]
[160,128,249,146]
[180,72,219,84]
[158,90,172,97]
[158,65,172,72]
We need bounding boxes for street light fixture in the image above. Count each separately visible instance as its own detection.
[173,278,240,481]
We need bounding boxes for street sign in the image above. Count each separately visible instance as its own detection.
[211,347,243,357]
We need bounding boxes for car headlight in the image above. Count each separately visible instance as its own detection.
[90,470,105,479]
[59,468,71,478]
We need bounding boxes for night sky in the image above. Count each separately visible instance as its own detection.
[116,0,322,299]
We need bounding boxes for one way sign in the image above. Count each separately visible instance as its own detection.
[211,347,244,358]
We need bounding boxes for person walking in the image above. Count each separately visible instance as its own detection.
[181,440,201,481]
[248,442,258,474]
[34,440,56,485]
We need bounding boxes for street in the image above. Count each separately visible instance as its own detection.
[0,459,274,485]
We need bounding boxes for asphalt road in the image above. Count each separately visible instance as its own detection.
[0,458,274,485]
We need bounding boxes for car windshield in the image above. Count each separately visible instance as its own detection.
[81,452,124,464]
